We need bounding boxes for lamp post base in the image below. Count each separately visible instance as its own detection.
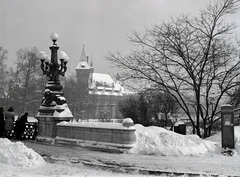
[36,103,73,138]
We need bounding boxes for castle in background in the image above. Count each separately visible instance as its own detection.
[74,46,135,121]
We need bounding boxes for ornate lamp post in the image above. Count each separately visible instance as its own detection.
[36,33,73,140]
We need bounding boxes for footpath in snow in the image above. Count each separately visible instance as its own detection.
[0,125,240,176]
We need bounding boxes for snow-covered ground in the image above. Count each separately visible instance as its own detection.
[0,125,240,176]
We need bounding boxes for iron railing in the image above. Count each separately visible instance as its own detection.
[8,122,38,140]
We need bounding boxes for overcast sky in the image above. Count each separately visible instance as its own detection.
[1,0,239,76]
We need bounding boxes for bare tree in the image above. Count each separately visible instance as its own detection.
[3,68,19,109]
[63,75,79,119]
[0,47,8,106]
[0,47,7,70]
[15,47,42,113]
[149,90,178,128]
[106,0,240,138]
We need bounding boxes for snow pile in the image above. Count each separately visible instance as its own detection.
[207,126,240,152]
[0,138,45,167]
[235,126,240,151]
[54,103,73,117]
[129,124,217,156]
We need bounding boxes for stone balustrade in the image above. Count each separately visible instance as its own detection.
[55,121,136,151]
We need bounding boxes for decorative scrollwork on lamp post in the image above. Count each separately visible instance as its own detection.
[37,33,69,82]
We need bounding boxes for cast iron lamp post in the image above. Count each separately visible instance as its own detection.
[36,33,73,139]
[37,33,70,106]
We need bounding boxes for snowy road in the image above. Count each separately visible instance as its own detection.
[18,140,240,176]
[1,124,240,176]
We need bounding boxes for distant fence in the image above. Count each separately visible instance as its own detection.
[9,122,38,140]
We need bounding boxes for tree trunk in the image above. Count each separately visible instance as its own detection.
[192,125,196,134]
[208,124,212,138]
[196,127,201,138]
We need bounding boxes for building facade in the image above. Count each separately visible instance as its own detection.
[75,47,134,121]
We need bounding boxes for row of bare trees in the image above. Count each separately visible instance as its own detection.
[0,47,46,116]
[106,0,240,138]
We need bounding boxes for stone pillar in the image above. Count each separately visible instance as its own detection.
[36,101,73,141]
[37,116,72,138]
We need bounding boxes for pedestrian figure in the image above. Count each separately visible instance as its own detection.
[0,107,5,137]
[15,112,28,140]
[4,107,15,138]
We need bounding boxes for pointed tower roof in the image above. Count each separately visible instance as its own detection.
[80,45,87,62]
[76,45,90,70]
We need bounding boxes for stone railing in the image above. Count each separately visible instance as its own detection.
[55,120,136,151]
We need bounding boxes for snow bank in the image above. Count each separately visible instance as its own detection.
[129,124,217,156]
[0,138,45,167]
[207,126,240,152]
[235,126,240,151]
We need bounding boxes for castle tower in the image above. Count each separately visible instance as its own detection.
[75,45,91,93]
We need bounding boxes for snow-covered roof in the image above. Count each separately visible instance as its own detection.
[76,61,90,70]
[92,73,114,87]
[88,72,137,96]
